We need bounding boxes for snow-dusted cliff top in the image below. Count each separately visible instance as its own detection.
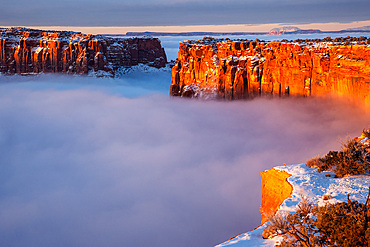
[181,36,370,48]
[0,27,167,75]
[217,163,370,247]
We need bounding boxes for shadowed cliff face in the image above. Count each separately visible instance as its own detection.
[0,28,167,76]
[170,38,370,106]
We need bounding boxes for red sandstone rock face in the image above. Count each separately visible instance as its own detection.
[0,28,167,76]
[260,168,293,224]
[171,37,370,106]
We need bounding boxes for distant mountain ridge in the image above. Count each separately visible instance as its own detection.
[267,26,321,35]
[124,31,265,37]
[269,26,300,32]
[345,25,370,31]
[124,26,370,37]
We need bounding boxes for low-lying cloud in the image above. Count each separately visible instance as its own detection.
[0,76,369,247]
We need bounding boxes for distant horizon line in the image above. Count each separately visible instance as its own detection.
[3,20,370,35]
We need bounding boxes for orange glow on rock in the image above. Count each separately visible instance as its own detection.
[171,38,370,107]
[260,168,293,224]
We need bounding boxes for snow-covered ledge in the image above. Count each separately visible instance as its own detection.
[216,163,370,247]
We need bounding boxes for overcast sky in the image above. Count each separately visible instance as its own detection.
[1,0,369,30]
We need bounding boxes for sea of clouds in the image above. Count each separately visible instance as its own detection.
[0,71,369,247]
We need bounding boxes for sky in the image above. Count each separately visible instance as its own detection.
[1,0,370,33]
[0,74,370,247]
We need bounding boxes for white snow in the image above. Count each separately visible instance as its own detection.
[34,47,44,53]
[216,226,282,247]
[278,164,370,212]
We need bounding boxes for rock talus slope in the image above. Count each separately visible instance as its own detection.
[171,38,370,106]
[0,27,167,76]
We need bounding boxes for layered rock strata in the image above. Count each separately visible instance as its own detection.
[171,37,370,106]
[0,27,167,76]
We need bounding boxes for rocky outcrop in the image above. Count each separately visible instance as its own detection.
[170,37,370,106]
[218,162,370,246]
[260,168,293,224]
[0,27,167,76]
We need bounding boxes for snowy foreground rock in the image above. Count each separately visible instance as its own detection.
[217,163,370,246]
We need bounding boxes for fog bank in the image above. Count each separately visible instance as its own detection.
[0,76,369,247]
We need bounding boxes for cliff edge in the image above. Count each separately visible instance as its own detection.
[171,37,370,106]
[218,131,370,246]
[217,163,370,246]
[260,168,293,224]
[0,27,167,76]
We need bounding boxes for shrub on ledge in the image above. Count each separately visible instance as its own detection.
[306,130,370,178]
[263,189,370,247]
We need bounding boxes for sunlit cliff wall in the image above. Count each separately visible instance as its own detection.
[0,28,167,76]
[260,168,293,224]
[171,37,370,106]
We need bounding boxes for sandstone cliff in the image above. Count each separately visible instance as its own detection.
[171,37,370,106]
[260,168,293,224]
[0,27,167,76]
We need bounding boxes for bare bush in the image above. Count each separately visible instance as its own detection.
[306,156,326,172]
[362,128,370,139]
[305,136,370,177]
[263,188,370,247]
[322,194,331,200]
[263,212,289,239]
[263,195,318,247]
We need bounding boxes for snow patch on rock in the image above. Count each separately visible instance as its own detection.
[217,163,370,246]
